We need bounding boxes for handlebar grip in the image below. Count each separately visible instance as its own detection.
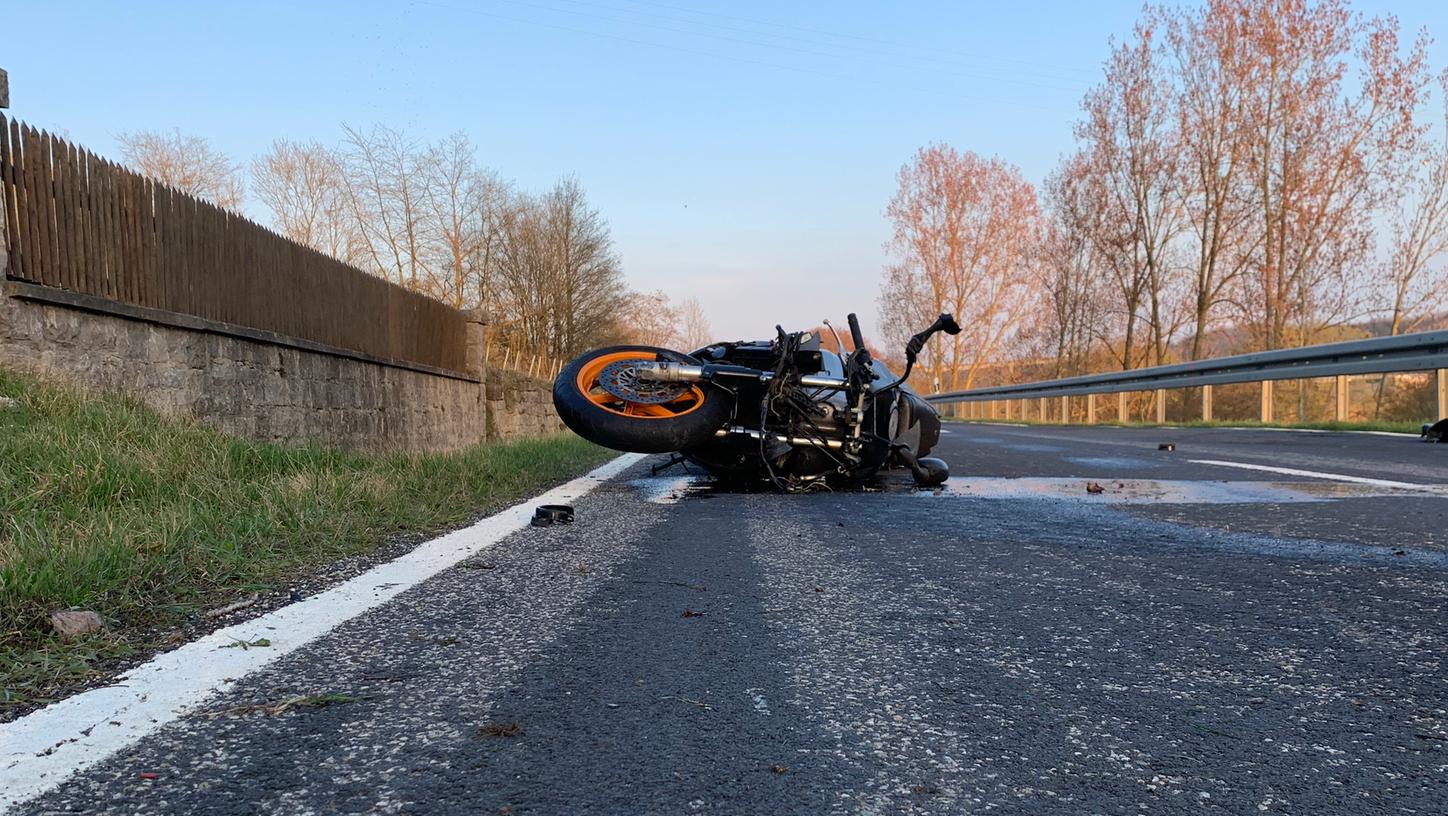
[846,313,866,354]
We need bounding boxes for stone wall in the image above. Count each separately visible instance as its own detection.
[486,368,566,441]
[0,287,563,452]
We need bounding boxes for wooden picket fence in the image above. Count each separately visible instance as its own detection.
[0,114,469,374]
[488,346,563,381]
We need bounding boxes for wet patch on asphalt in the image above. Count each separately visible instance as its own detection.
[1063,455,1161,469]
[628,474,1413,506]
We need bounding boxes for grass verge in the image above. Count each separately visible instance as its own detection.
[944,416,1427,434]
[0,367,612,711]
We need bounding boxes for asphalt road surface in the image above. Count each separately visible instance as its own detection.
[13,424,1448,814]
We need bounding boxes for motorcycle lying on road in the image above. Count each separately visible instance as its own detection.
[552,312,960,492]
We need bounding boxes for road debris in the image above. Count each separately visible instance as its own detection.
[1159,443,1176,451]
[203,594,260,619]
[531,504,574,527]
[681,608,705,618]
[478,721,524,738]
[770,764,788,774]
[219,638,271,650]
[203,693,362,718]
[1085,481,1106,494]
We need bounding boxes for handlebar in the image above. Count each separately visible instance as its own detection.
[905,313,961,364]
[845,313,863,358]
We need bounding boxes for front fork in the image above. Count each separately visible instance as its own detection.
[638,359,867,463]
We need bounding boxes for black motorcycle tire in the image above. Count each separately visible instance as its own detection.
[553,345,734,454]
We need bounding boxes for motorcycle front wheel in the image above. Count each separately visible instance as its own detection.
[553,345,733,453]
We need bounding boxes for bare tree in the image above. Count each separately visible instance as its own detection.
[251,140,357,263]
[336,125,428,288]
[1041,154,1110,377]
[620,290,682,347]
[117,129,244,209]
[493,177,624,358]
[879,144,1043,391]
[1233,0,1428,349]
[1078,16,1183,368]
[679,297,712,350]
[418,132,509,309]
[1382,71,1448,335]
[1163,1,1259,359]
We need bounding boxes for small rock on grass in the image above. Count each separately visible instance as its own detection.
[0,396,19,410]
[50,610,105,637]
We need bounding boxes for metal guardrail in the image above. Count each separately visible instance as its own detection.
[926,330,1448,423]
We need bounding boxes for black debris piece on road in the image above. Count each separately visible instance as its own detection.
[530,504,574,527]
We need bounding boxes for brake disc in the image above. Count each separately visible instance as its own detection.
[597,359,693,404]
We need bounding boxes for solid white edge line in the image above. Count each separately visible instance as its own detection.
[1187,458,1445,492]
[0,452,644,812]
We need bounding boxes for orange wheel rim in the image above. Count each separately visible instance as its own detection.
[575,351,707,419]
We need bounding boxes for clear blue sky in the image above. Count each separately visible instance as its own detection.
[5,0,1447,341]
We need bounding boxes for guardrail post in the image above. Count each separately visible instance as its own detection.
[1260,380,1273,423]
[1437,369,1447,420]
[1117,392,1127,422]
[1201,385,1212,422]
[1086,393,1097,424]
[1039,397,1046,422]
[1334,375,1350,422]
[1154,389,1166,424]
[1061,396,1070,424]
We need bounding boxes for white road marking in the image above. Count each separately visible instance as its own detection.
[949,420,1419,438]
[0,453,643,813]
[1188,459,1446,493]
[924,477,1400,503]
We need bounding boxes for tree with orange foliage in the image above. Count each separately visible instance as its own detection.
[1162,1,1260,359]
[879,145,1042,392]
[1040,153,1110,378]
[1382,71,1448,336]
[1077,15,1183,369]
[1228,0,1428,349]
[619,290,681,348]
